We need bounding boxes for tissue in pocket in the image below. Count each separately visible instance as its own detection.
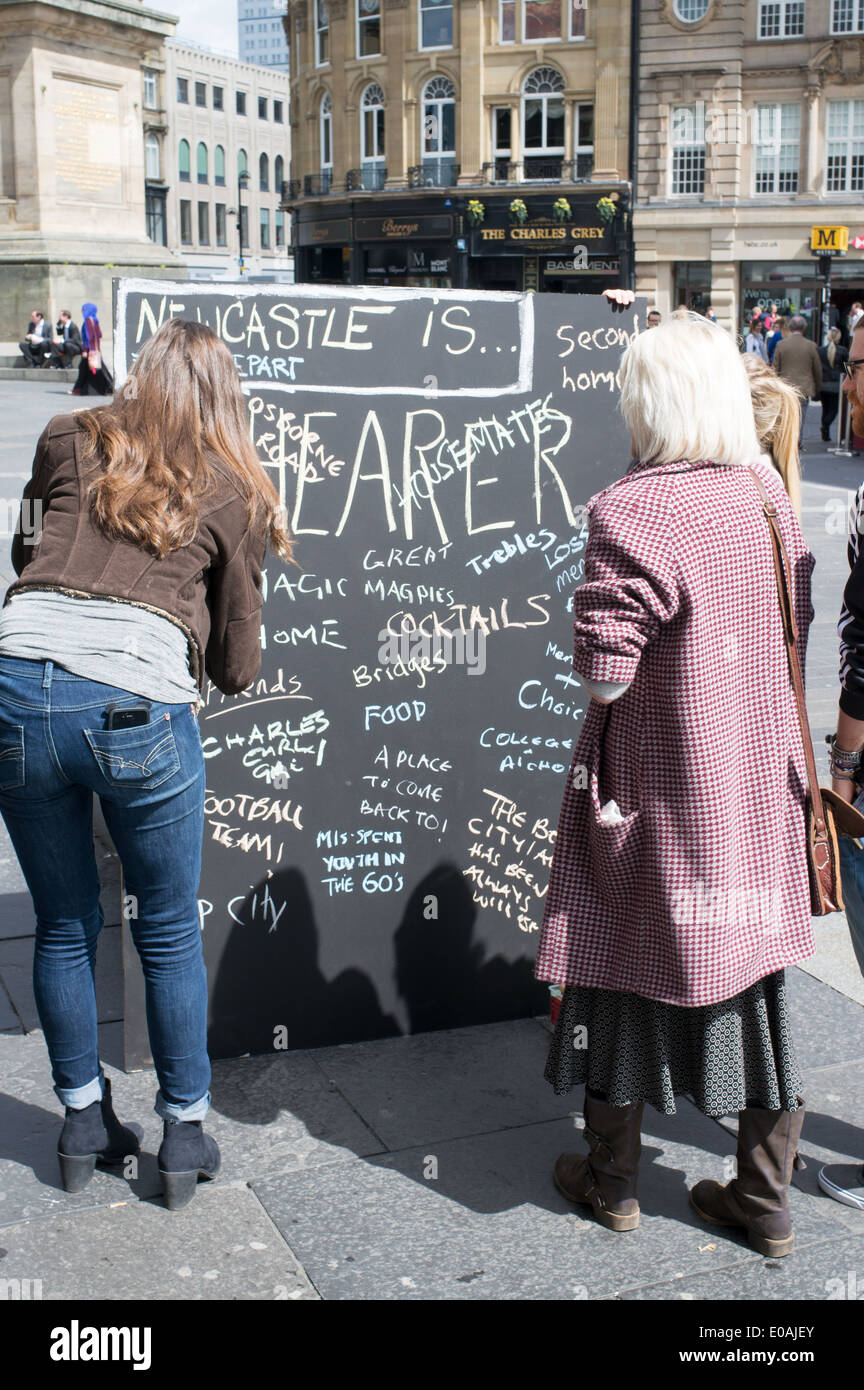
[599,799,625,826]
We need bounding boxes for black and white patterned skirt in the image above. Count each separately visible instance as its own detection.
[545,969,803,1117]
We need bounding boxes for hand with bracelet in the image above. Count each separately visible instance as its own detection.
[829,709,864,802]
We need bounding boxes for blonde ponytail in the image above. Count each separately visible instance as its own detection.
[741,354,803,521]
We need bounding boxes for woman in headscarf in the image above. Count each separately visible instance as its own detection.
[69,303,113,397]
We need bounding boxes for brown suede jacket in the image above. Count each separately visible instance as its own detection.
[4,413,268,698]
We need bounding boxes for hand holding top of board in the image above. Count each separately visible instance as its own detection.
[602,289,636,310]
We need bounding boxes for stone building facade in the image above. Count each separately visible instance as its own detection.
[281,0,634,293]
[0,0,184,349]
[635,0,864,334]
[141,40,294,280]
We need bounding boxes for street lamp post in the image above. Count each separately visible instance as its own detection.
[236,169,250,277]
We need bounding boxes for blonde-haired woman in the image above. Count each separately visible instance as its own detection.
[767,314,788,365]
[0,318,292,1209]
[536,311,815,1257]
[818,326,849,442]
[742,353,803,520]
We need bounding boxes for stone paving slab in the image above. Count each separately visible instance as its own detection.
[310,1015,574,1151]
[784,969,864,1071]
[0,1029,384,1230]
[250,1107,840,1302]
[617,1232,864,1302]
[0,1185,318,1301]
[0,924,123,1031]
[798,918,864,1008]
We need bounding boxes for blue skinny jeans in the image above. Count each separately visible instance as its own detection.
[0,656,210,1120]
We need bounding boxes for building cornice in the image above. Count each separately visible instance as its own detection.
[0,0,177,39]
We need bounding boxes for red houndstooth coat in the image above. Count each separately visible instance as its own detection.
[534,454,817,1007]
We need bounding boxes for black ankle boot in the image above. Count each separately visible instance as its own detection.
[57,1076,141,1193]
[157,1118,221,1211]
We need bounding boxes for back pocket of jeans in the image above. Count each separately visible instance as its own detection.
[83,717,180,789]
[0,722,24,790]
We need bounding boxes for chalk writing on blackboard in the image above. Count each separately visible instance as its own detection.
[114,278,644,1062]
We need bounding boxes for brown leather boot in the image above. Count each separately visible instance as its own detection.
[689,1098,806,1258]
[553,1088,643,1232]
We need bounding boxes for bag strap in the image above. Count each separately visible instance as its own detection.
[746,466,827,836]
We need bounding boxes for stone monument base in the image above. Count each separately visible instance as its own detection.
[0,233,187,356]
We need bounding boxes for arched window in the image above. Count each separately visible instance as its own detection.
[197,141,208,184]
[178,138,190,181]
[360,82,385,189]
[275,153,284,189]
[214,144,226,186]
[522,66,565,180]
[145,133,160,181]
[674,0,710,19]
[320,91,333,190]
[259,151,269,191]
[422,75,455,185]
[238,147,248,177]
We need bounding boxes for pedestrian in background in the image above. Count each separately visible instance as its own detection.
[69,302,113,397]
[536,312,814,1258]
[819,316,864,1213]
[818,327,849,442]
[45,310,83,370]
[18,310,50,367]
[742,354,802,520]
[0,318,293,1210]
[745,320,769,361]
[773,315,822,448]
[767,314,788,365]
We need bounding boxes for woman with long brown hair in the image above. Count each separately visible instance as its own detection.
[0,317,292,1209]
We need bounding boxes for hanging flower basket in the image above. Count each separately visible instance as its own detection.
[509,198,529,225]
[466,199,486,226]
[553,197,572,222]
[596,195,618,224]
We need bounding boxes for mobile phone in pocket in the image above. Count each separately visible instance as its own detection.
[104,701,152,730]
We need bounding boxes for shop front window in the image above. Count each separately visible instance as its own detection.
[742,264,823,340]
[674,260,712,314]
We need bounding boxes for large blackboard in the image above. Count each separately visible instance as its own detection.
[113,279,644,1065]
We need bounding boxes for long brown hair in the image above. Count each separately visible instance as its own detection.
[75,318,294,562]
[741,354,802,520]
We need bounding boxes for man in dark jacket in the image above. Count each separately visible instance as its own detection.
[773,315,823,448]
[18,310,50,366]
[824,314,864,1213]
[44,311,83,368]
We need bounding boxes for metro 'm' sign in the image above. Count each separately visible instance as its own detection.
[810,225,849,252]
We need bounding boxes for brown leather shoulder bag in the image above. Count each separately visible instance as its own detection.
[747,466,844,914]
